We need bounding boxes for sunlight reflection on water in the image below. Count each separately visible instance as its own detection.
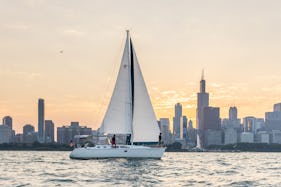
[0,151,281,186]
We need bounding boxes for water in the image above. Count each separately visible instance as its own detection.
[1,151,281,186]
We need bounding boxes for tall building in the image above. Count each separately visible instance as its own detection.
[0,125,12,143]
[173,103,183,139]
[159,118,172,145]
[202,107,220,130]
[202,107,222,147]
[2,116,14,142]
[222,106,240,145]
[196,71,209,148]
[274,103,281,112]
[243,116,261,133]
[183,116,188,140]
[14,134,23,143]
[38,98,45,143]
[23,124,36,143]
[265,103,281,131]
[3,116,12,129]
[229,107,237,120]
[45,120,54,143]
[224,128,238,145]
[187,120,197,146]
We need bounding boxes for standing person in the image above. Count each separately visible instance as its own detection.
[111,134,116,148]
[126,134,131,145]
[158,133,162,146]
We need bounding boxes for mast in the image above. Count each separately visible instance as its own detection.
[128,30,135,144]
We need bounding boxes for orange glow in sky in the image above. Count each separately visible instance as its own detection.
[1,1,281,134]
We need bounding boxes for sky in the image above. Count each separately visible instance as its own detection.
[1,0,281,134]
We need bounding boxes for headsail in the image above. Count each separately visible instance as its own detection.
[130,41,160,143]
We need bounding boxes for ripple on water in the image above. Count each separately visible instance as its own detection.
[1,151,281,186]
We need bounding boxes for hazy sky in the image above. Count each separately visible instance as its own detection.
[1,0,281,134]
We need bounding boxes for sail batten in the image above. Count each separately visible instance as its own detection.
[101,31,160,143]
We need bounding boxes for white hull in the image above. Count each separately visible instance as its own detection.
[70,145,165,159]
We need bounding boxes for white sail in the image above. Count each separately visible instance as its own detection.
[101,32,132,134]
[131,41,160,143]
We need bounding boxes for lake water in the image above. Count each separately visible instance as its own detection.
[0,151,281,186]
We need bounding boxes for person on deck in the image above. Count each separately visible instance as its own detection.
[111,134,116,148]
[126,134,131,145]
[158,133,162,146]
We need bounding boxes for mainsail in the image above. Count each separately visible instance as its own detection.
[101,31,160,143]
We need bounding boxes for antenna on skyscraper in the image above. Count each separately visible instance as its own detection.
[201,69,205,80]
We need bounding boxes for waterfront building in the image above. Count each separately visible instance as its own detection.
[57,122,92,144]
[274,103,281,112]
[227,106,241,129]
[3,116,12,129]
[265,103,281,131]
[196,71,209,148]
[0,125,12,143]
[272,130,281,144]
[14,134,23,143]
[205,129,222,146]
[224,127,238,145]
[229,107,238,120]
[256,131,270,144]
[202,107,220,130]
[240,132,254,143]
[45,120,54,143]
[159,118,172,145]
[38,98,45,143]
[173,103,183,139]
[202,107,221,147]
[186,120,197,146]
[23,124,36,143]
[183,116,188,140]
[243,117,264,134]
[2,116,14,142]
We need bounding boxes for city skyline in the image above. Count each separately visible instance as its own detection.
[1,1,281,133]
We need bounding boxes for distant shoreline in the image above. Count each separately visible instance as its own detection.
[1,142,281,152]
[0,143,73,151]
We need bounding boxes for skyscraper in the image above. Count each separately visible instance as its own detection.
[173,103,183,139]
[202,107,222,147]
[183,116,188,140]
[229,107,238,120]
[202,107,220,130]
[265,103,281,130]
[196,70,209,148]
[45,120,54,143]
[274,103,281,112]
[23,124,36,143]
[38,98,45,143]
[2,116,14,142]
[3,116,12,129]
[0,125,12,143]
[159,118,172,145]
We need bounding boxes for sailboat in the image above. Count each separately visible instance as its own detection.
[70,31,165,159]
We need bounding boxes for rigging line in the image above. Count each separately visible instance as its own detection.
[94,34,127,129]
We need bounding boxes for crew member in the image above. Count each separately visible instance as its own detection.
[111,134,116,148]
